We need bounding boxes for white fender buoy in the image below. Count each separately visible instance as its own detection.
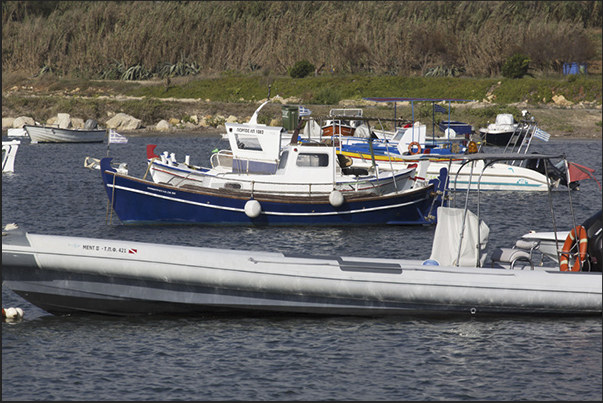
[244,199,262,218]
[329,190,344,207]
[2,307,24,319]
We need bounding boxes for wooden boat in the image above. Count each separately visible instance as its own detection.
[321,108,364,137]
[2,153,600,317]
[24,124,106,143]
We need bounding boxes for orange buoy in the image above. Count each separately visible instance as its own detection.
[408,141,422,155]
[560,225,588,271]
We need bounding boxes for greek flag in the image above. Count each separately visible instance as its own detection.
[433,104,447,114]
[299,106,312,116]
[533,127,550,142]
[108,129,128,144]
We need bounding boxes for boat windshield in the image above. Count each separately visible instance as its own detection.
[277,150,289,170]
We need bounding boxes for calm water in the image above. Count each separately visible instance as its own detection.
[3,133,602,400]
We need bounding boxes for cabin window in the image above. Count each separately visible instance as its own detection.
[234,133,263,151]
[296,153,329,167]
[277,151,289,170]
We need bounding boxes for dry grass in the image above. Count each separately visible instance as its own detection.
[2,1,601,79]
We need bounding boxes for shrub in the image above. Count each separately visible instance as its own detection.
[289,60,315,78]
[501,54,531,79]
[311,86,341,105]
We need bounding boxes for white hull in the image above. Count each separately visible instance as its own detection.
[3,230,600,316]
[25,125,106,143]
[346,156,553,191]
[428,160,551,191]
[2,140,20,173]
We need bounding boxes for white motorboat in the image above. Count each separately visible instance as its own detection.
[337,117,577,191]
[519,209,602,265]
[2,152,600,317]
[2,139,20,173]
[479,112,525,146]
[7,127,28,138]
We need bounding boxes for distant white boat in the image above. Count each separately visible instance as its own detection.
[7,127,28,138]
[479,113,525,146]
[2,139,20,173]
[24,124,106,144]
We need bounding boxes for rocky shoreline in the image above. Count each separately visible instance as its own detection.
[2,97,602,140]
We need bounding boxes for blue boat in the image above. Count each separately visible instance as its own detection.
[438,120,473,136]
[100,153,448,226]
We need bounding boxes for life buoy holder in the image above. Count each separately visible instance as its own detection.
[408,141,422,155]
[560,225,588,272]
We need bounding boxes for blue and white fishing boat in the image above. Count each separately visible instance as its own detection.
[101,140,448,226]
[126,101,448,226]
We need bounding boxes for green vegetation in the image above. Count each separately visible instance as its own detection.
[289,60,315,79]
[502,54,532,79]
[125,74,601,106]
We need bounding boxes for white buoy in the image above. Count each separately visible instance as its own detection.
[4,223,19,231]
[244,199,262,218]
[329,190,344,207]
[2,307,24,319]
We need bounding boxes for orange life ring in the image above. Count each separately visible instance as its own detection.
[408,141,422,155]
[560,225,588,272]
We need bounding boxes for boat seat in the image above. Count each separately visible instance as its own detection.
[342,167,369,176]
[491,239,540,270]
[337,153,353,167]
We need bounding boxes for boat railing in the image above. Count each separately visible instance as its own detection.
[189,162,411,197]
[210,150,234,169]
[443,152,571,267]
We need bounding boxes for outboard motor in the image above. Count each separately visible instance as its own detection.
[525,153,579,190]
[582,209,602,272]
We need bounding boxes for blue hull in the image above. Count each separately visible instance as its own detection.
[438,121,472,135]
[101,159,447,226]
